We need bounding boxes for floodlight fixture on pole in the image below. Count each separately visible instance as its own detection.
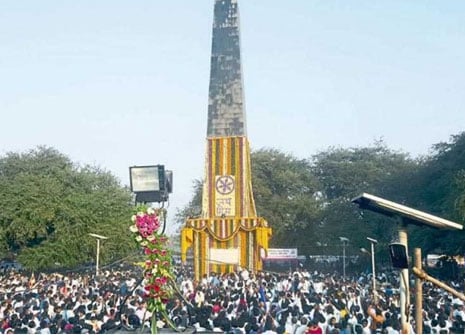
[88,233,108,277]
[339,237,349,280]
[129,165,173,235]
[351,193,463,230]
[351,193,463,333]
[129,165,172,203]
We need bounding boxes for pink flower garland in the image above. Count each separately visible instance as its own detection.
[134,212,161,237]
[130,207,174,312]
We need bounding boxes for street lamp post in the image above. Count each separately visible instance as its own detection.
[89,233,108,277]
[367,237,378,303]
[339,237,349,280]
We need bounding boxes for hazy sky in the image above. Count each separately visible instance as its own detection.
[1,1,464,234]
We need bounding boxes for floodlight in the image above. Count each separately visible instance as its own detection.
[129,165,172,203]
[129,165,165,193]
[351,193,463,230]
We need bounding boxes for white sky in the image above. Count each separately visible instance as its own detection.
[1,1,464,234]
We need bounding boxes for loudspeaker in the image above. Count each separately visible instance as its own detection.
[389,243,409,269]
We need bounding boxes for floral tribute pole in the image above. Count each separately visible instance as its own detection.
[129,206,175,334]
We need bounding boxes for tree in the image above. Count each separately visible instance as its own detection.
[252,149,323,253]
[310,141,419,258]
[0,146,136,270]
[407,132,465,255]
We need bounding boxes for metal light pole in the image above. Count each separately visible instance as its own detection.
[367,237,378,303]
[398,227,410,333]
[89,233,108,277]
[339,237,349,280]
[414,248,423,334]
[351,193,464,335]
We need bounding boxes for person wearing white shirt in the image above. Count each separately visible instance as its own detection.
[195,289,205,307]
[294,316,309,334]
[361,319,371,334]
[313,281,324,294]
[240,268,249,281]
[284,315,298,334]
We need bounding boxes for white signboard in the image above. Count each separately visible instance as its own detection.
[209,248,239,264]
[267,248,298,259]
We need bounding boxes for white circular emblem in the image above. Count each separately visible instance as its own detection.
[215,176,235,195]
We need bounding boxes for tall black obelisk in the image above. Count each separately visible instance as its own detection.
[207,0,246,137]
[181,0,271,280]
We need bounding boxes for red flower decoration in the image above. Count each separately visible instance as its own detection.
[129,206,174,317]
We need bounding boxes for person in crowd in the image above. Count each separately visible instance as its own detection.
[306,319,323,334]
[1,261,465,334]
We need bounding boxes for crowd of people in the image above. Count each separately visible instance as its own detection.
[0,263,464,334]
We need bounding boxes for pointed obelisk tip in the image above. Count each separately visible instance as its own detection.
[207,0,246,137]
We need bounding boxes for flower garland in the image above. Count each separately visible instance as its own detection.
[129,206,174,333]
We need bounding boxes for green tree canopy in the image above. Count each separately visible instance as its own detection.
[251,149,322,251]
[0,146,136,270]
[309,141,420,255]
[407,132,465,254]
